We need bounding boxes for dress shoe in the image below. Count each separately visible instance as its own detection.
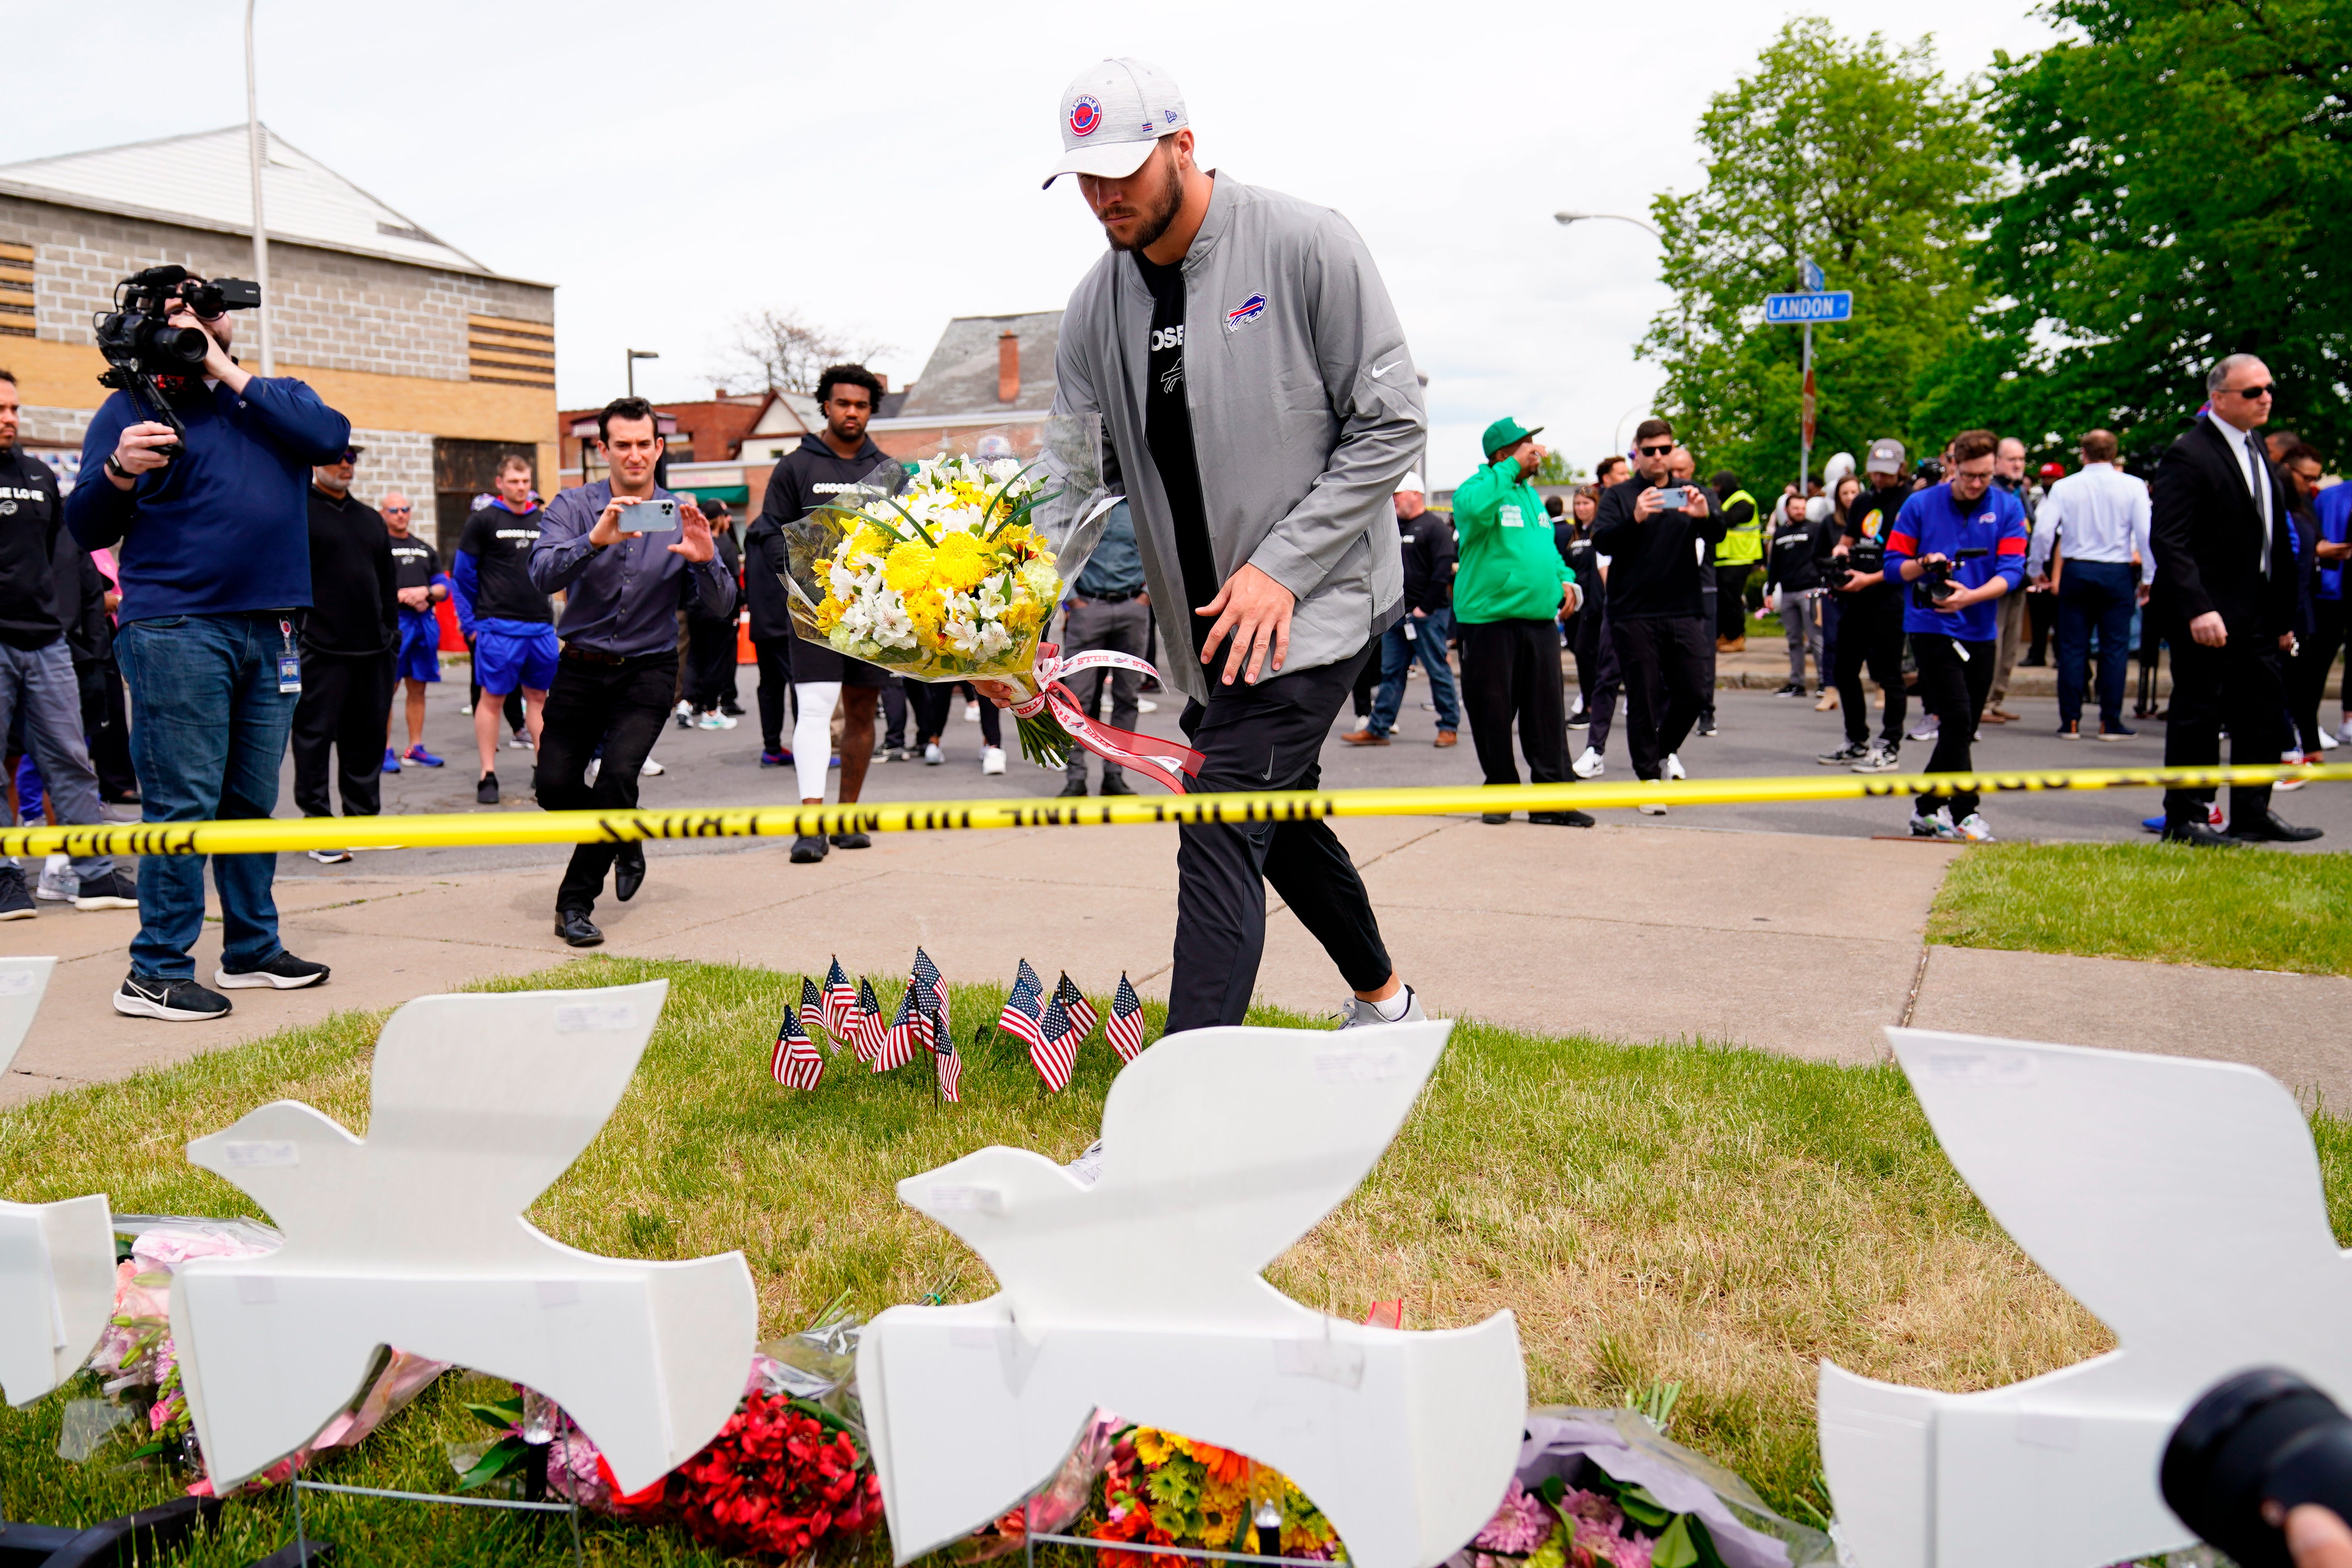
[790,834,829,864]
[615,843,645,902]
[2161,819,2241,848]
[1528,810,1595,828]
[2227,810,2324,844]
[1433,729,1458,748]
[1982,707,2018,724]
[829,831,873,849]
[1099,777,1137,796]
[1480,812,1512,825]
[1057,780,1089,797]
[1339,728,1390,746]
[554,909,603,946]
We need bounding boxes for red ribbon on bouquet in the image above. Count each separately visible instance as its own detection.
[1016,641,1205,794]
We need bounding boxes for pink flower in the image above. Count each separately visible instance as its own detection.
[1474,1481,1553,1556]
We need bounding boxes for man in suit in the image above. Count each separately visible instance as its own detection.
[2149,353,2323,846]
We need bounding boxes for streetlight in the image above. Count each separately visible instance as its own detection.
[1553,211,1662,240]
[626,348,659,398]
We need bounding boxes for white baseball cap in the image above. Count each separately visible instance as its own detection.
[1397,472,1424,493]
[1042,58,1190,189]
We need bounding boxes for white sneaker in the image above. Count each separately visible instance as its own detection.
[981,746,1007,775]
[1137,698,1159,714]
[2279,750,2310,791]
[1638,801,1667,816]
[306,848,353,865]
[1572,745,1605,779]
[34,854,76,902]
[1907,717,1941,742]
[1850,743,1902,774]
[1954,812,1996,843]
[2337,719,2352,748]
[458,703,473,715]
[696,711,737,730]
[641,756,665,776]
[1664,753,1686,782]
[1910,807,1960,840]
[963,701,980,723]
[2319,726,2340,750]
[924,741,944,765]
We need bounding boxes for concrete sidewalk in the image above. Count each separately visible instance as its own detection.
[3,819,2345,1109]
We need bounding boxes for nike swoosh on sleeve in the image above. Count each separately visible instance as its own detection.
[1371,360,1403,378]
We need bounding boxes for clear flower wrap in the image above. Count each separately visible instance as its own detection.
[774,418,1198,784]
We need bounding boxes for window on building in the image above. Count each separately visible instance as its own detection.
[433,437,539,559]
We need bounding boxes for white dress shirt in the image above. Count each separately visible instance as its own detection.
[2231,422,2273,576]
[2028,461,2154,585]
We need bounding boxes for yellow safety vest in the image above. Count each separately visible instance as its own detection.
[1715,489,1762,566]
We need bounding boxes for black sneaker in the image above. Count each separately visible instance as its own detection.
[477,772,500,805]
[69,868,139,910]
[829,831,872,849]
[1099,777,1137,797]
[1698,715,1720,736]
[791,833,829,864]
[1816,742,1869,766]
[1528,810,1595,827]
[0,867,36,921]
[215,952,331,990]
[1057,780,1089,797]
[115,973,231,1021]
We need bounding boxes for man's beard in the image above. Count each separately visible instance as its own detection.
[1104,154,1184,254]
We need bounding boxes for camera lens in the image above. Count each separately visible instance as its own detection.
[2163,1368,2352,1568]
[152,322,211,367]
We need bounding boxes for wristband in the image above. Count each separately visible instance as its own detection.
[104,455,133,481]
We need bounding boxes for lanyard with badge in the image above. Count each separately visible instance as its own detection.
[278,618,301,694]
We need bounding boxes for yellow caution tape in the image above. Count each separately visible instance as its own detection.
[1,763,2344,858]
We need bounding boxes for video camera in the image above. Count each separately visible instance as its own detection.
[92,265,262,460]
[1823,537,1885,591]
[1911,546,1987,609]
[2166,1368,2352,1568]
[1915,458,1945,487]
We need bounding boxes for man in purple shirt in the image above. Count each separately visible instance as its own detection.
[528,398,734,946]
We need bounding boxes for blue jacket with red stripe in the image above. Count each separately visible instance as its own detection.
[1884,482,2031,641]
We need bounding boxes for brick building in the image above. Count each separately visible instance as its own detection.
[868,311,1059,461]
[0,126,556,557]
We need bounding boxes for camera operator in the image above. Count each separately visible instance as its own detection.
[529,397,734,947]
[1819,439,1913,771]
[1883,428,2029,842]
[66,271,350,1021]
[0,370,137,919]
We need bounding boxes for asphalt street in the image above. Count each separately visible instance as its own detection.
[271,654,2352,886]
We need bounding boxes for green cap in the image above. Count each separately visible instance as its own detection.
[1482,416,1544,457]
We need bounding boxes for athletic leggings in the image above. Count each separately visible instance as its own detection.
[792,682,838,802]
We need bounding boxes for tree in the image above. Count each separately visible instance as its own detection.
[1534,451,1589,487]
[713,308,890,395]
[1641,19,1998,487]
[1927,0,2352,466]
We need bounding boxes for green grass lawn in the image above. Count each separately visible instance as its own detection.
[1929,841,2352,974]
[7,957,2350,1563]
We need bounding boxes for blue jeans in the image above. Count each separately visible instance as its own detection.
[0,639,113,883]
[2055,560,2139,727]
[1367,607,1459,735]
[113,614,298,979]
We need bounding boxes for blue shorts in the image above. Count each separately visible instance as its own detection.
[395,610,441,684]
[473,623,558,695]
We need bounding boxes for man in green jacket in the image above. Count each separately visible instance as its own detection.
[1452,417,1591,827]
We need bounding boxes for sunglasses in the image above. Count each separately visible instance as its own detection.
[2229,384,2276,399]
[338,450,363,465]
[382,505,412,514]
[1636,443,1674,456]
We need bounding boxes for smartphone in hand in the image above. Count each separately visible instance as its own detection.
[625,497,679,533]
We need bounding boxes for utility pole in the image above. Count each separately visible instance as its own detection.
[244,0,273,376]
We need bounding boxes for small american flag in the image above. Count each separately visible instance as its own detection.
[799,976,836,1053]
[1054,973,1099,1042]
[772,1004,824,1090]
[912,947,947,1018]
[823,957,856,1038]
[998,960,1048,1051]
[872,985,920,1073]
[930,1007,965,1104]
[1031,990,1078,1093]
[1105,973,1147,1062]
[852,977,885,1063]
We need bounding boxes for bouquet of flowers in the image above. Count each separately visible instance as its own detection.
[1086,1424,1340,1568]
[779,419,1201,791]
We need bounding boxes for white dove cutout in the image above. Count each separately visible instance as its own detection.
[171,980,758,1492]
[0,955,117,1407]
[857,1019,1525,1568]
[1819,1027,2352,1568]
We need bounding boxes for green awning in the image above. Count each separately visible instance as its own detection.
[676,484,749,505]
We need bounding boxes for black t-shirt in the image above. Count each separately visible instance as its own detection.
[0,448,64,651]
[389,535,441,595]
[457,503,553,625]
[1842,485,1910,607]
[303,487,398,655]
[1133,251,1220,658]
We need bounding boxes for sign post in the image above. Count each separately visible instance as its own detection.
[1764,267,1852,502]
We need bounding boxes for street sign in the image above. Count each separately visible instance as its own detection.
[1799,257,1824,292]
[1765,291,1852,325]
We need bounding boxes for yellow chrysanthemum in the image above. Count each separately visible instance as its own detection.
[883,542,937,594]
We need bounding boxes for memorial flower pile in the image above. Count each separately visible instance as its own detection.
[1088,1425,1340,1567]
[1462,1473,1733,1568]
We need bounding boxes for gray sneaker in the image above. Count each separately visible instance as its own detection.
[1340,984,1426,1029]
[1850,744,1902,774]
[34,854,76,902]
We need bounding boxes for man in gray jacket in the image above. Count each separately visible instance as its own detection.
[1037,57,1427,1033]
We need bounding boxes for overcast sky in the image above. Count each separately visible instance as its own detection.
[10,0,2056,484]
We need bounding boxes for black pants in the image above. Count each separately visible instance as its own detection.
[881,681,908,749]
[753,635,793,753]
[1350,653,1381,720]
[1570,608,1620,755]
[1166,642,1393,1033]
[909,682,1002,747]
[2290,597,2346,753]
[1834,594,1910,747]
[2163,629,2285,828]
[1459,619,1568,787]
[2025,589,2056,663]
[686,613,738,712]
[83,661,136,800]
[534,650,677,913]
[1611,616,1711,781]
[292,649,392,819]
[1715,565,1752,641]
[1911,633,1995,818]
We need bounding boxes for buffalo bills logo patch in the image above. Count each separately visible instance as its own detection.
[1068,96,1102,137]
[1224,292,1269,333]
